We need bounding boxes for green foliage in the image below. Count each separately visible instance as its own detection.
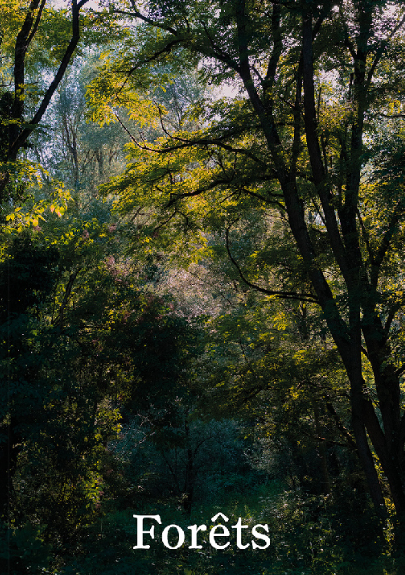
[110,418,261,510]
[54,483,405,575]
[86,0,405,521]
[0,187,203,570]
[4,0,405,572]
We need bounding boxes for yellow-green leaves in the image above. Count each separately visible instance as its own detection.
[4,179,71,235]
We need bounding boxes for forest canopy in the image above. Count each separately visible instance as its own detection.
[2,0,405,573]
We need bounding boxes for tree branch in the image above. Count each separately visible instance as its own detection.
[53,268,81,327]
[9,0,90,159]
[225,226,318,303]
[370,200,405,288]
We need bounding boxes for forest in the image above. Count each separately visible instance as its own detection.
[1,0,405,573]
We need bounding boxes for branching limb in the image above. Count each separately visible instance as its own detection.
[165,176,239,207]
[356,209,373,262]
[384,304,402,339]
[263,0,282,93]
[199,19,241,74]
[115,5,178,36]
[371,200,405,288]
[125,38,184,77]
[26,0,47,47]
[9,0,90,160]
[326,401,357,451]
[53,268,81,327]
[367,11,405,89]
[302,11,350,285]
[377,113,405,119]
[225,226,319,303]
[152,210,177,235]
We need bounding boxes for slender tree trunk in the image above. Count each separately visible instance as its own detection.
[183,420,194,515]
[314,404,331,495]
[0,419,20,520]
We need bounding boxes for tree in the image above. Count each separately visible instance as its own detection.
[35,57,131,194]
[0,212,202,571]
[93,0,405,519]
[0,0,93,202]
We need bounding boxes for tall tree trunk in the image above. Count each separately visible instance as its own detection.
[314,404,331,495]
[0,419,20,520]
[183,420,194,515]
